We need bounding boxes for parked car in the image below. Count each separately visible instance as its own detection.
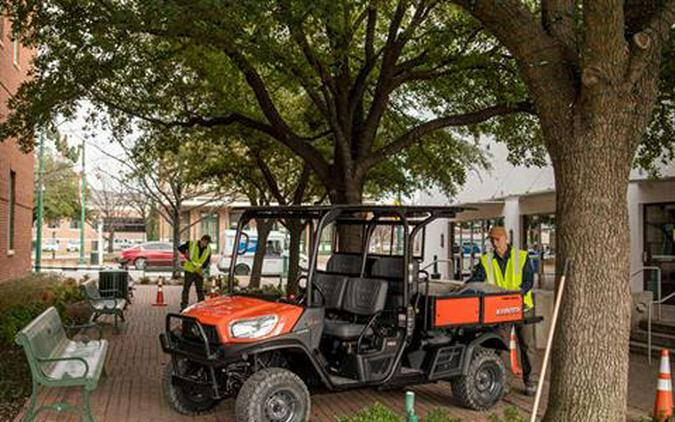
[42,238,59,252]
[119,242,184,270]
[66,239,81,252]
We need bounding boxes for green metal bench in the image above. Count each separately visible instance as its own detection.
[82,280,127,333]
[16,306,108,422]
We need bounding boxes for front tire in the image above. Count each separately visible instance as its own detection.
[134,257,147,270]
[163,360,220,415]
[235,368,310,422]
[451,348,505,411]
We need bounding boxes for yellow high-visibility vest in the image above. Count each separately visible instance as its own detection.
[481,248,533,309]
[183,241,210,274]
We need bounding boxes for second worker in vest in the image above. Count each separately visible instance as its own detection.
[468,226,538,396]
[179,234,212,311]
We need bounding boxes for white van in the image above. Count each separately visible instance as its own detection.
[217,229,306,276]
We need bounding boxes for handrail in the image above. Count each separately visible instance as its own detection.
[631,266,662,364]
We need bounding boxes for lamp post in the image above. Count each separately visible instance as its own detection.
[79,138,86,266]
[34,132,45,272]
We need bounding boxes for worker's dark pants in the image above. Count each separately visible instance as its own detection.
[499,308,539,386]
[181,271,205,310]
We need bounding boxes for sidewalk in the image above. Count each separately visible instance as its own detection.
[16,286,654,421]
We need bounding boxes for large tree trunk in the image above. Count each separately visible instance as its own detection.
[286,219,305,295]
[249,218,273,289]
[329,179,364,253]
[542,78,657,420]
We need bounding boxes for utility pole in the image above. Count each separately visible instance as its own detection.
[79,138,86,265]
[34,132,45,272]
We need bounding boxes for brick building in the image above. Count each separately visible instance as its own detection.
[0,18,34,282]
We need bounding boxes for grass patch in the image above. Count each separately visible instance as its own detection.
[337,402,527,422]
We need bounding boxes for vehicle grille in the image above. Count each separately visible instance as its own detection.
[181,320,220,345]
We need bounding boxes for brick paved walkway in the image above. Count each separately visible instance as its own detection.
[16,286,652,421]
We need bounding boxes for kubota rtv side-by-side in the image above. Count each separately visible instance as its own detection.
[159,206,540,421]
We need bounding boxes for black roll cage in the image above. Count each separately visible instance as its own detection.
[226,205,465,307]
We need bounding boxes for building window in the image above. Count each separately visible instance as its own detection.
[200,212,219,251]
[69,218,80,229]
[47,219,60,229]
[8,170,16,251]
[13,39,19,66]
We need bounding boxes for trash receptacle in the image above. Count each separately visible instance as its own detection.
[99,269,129,300]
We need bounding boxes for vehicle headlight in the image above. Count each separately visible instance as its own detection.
[230,315,278,339]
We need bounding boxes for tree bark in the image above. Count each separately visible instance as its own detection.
[107,229,115,253]
[545,132,633,421]
[249,218,273,289]
[286,219,304,295]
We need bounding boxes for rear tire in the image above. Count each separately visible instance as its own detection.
[234,264,250,276]
[451,348,505,411]
[163,360,219,415]
[235,367,310,422]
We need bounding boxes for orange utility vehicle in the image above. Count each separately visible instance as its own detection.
[160,206,540,421]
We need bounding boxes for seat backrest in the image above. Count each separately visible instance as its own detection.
[326,253,365,276]
[369,256,419,308]
[342,277,388,316]
[15,307,68,361]
[82,280,101,300]
[313,271,348,310]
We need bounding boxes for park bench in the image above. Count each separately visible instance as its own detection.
[82,279,127,333]
[15,306,108,422]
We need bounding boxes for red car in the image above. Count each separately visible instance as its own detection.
[120,242,184,270]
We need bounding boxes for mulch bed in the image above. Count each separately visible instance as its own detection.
[0,345,30,422]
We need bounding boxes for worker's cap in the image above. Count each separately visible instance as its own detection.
[488,226,508,239]
[200,234,212,243]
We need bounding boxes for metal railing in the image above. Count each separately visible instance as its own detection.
[631,266,663,364]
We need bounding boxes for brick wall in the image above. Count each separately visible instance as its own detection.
[0,18,35,282]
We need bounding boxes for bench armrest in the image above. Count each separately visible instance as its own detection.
[66,322,103,341]
[36,355,90,382]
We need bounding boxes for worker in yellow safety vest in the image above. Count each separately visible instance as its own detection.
[178,234,212,311]
[468,225,538,396]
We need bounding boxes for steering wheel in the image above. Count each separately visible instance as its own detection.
[293,275,326,306]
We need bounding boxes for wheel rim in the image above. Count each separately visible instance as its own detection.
[175,360,212,405]
[263,389,298,422]
[474,362,500,402]
[136,259,146,269]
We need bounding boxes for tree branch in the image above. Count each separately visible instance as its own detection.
[358,102,533,174]
[542,0,578,62]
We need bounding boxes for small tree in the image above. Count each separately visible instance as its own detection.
[89,174,129,253]
[99,128,227,277]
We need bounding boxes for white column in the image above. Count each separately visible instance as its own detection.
[503,196,522,249]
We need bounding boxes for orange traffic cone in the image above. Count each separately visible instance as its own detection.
[654,349,673,421]
[509,326,522,377]
[152,277,167,307]
[208,277,218,298]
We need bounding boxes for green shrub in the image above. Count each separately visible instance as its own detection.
[338,402,402,422]
[423,408,462,422]
[488,407,527,422]
[0,274,85,346]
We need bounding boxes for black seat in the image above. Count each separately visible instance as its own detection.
[313,271,348,310]
[370,256,419,309]
[326,253,378,276]
[323,277,388,340]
